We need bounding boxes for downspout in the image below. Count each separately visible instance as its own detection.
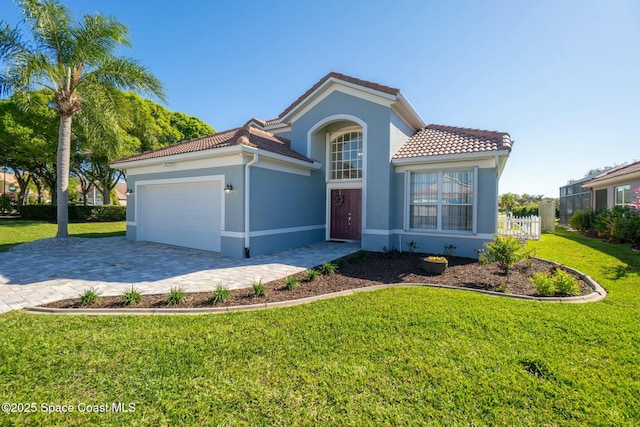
[244,153,259,258]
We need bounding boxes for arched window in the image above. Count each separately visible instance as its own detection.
[329,131,362,180]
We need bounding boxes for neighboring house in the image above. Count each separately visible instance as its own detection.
[115,183,127,206]
[559,177,592,226]
[111,72,513,258]
[582,160,640,211]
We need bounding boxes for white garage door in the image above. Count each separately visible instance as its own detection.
[138,181,222,251]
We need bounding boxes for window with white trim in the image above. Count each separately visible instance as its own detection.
[615,185,630,207]
[409,170,474,231]
[330,131,362,180]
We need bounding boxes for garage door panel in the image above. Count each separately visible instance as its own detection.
[139,181,221,251]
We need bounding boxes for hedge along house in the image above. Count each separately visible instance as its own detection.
[111,72,513,258]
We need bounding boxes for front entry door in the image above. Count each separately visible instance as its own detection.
[330,189,362,240]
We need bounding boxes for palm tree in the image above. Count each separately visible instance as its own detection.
[0,0,164,237]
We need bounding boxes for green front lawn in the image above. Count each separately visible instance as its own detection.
[0,220,125,252]
[0,228,638,425]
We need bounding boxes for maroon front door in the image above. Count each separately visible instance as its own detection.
[330,189,362,240]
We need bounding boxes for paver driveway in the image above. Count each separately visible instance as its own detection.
[0,237,359,313]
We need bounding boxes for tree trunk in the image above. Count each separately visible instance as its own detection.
[56,115,73,238]
[101,185,111,205]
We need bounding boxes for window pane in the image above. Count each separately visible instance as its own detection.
[442,171,473,204]
[442,205,472,230]
[411,173,437,204]
[330,131,362,180]
[615,185,630,205]
[410,205,437,229]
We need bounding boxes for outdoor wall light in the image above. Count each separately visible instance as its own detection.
[224,184,233,195]
[126,188,134,196]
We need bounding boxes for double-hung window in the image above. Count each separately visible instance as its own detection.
[409,169,475,232]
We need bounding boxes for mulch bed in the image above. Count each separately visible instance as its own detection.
[42,252,592,310]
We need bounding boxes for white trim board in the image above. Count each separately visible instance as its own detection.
[221,224,325,240]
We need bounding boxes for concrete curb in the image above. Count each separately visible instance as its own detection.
[24,263,607,316]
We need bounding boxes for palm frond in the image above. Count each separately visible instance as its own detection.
[70,14,130,66]
[81,57,165,102]
[18,0,73,62]
[4,49,58,93]
[0,22,30,59]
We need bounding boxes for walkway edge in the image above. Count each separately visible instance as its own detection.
[24,269,607,316]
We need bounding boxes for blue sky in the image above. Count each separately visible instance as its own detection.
[2,0,639,197]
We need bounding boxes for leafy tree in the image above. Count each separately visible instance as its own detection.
[0,0,164,236]
[0,91,58,206]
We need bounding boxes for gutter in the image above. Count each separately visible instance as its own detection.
[244,153,259,258]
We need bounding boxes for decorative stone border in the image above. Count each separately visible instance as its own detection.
[25,263,606,316]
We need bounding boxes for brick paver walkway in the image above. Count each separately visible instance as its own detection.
[0,238,359,313]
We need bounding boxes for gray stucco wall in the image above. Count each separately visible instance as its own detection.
[381,166,499,258]
[283,90,400,235]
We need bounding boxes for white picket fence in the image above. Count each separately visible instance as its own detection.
[497,215,541,240]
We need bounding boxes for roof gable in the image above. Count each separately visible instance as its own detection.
[278,72,400,120]
[393,124,512,160]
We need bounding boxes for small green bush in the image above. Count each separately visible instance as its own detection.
[209,284,231,304]
[166,286,186,305]
[553,268,580,296]
[530,272,556,296]
[530,268,580,297]
[568,210,593,232]
[479,236,533,282]
[320,262,337,275]
[122,286,143,306]
[306,269,320,281]
[252,280,265,297]
[285,276,299,291]
[78,287,99,306]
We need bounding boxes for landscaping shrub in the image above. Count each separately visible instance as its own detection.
[285,277,299,290]
[479,235,533,281]
[593,206,640,245]
[122,286,143,306]
[568,210,593,232]
[18,204,125,222]
[530,272,556,296]
[209,284,231,304]
[529,268,580,296]
[306,269,320,281]
[320,262,338,275]
[251,280,265,297]
[91,205,126,222]
[78,287,99,306]
[553,268,580,296]
[166,286,186,305]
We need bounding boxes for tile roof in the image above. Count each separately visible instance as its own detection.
[244,117,283,128]
[587,160,640,184]
[393,124,512,159]
[278,72,400,119]
[112,126,313,165]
